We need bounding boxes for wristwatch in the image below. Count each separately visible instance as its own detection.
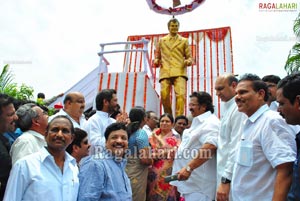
[186,165,193,173]
[221,177,231,184]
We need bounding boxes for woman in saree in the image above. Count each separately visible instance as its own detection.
[147,113,181,201]
[126,106,152,201]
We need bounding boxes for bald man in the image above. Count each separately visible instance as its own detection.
[214,74,246,201]
[49,92,86,129]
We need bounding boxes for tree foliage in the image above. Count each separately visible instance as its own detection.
[0,64,34,100]
[285,12,300,74]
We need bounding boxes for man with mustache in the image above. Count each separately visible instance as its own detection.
[262,74,281,111]
[49,91,86,129]
[231,74,296,201]
[78,122,132,200]
[4,115,79,201]
[276,72,300,200]
[171,91,219,201]
[0,94,18,200]
[84,89,119,155]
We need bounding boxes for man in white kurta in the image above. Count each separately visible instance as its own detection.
[232,74,296,200]
[171,91,220,201]
[85,110,115,154]
[84,89,118,155]
[214,74,246,201]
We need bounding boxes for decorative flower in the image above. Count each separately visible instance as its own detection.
[155,128,161,135]
[166,137,177,147]
[153,159,164,168]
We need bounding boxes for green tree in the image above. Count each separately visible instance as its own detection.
[0,64,34,100]
[285,12,300,74]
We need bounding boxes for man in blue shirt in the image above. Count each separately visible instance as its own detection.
[78,122,132,201]
[277,72,300,200]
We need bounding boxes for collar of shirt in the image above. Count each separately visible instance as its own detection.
[57,109,86,124]
[26,130,46,141]
[40,147,77,166]
[172,128,180,135]
[190,111,212,129]
[143,125,151,131]
[103,150,127,165]
[96,110,111,118]
[247,104,269,123]
[269,101,279,111]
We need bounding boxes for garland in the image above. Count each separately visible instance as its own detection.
[146,0,206,15]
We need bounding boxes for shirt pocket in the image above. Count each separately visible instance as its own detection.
[236,140,253,167]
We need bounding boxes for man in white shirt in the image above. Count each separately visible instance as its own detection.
[142,110,158,137]
[10,103,48,165]
[262,74,281,111]
[49,92,86,129]
[172,91,220,201]
[84,89,119,155]
[4,115,79,201]
[214,74,246,201]
[231,73,296,201]
[262,74,300,134]
[172,115,188,138]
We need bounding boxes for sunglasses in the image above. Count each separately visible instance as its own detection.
[82,140,89,145]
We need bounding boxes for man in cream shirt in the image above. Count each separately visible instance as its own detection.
[10,103,48,165]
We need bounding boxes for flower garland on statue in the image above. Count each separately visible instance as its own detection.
[146,0,206,15]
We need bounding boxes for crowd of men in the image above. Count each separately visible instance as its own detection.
[0,72,299,201]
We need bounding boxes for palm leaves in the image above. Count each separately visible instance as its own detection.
[293,12,300,38]
[285,12,300,74]
[0,64,14,93]
[0,64,34,100]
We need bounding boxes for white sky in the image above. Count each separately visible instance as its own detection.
[0,0,299,99]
